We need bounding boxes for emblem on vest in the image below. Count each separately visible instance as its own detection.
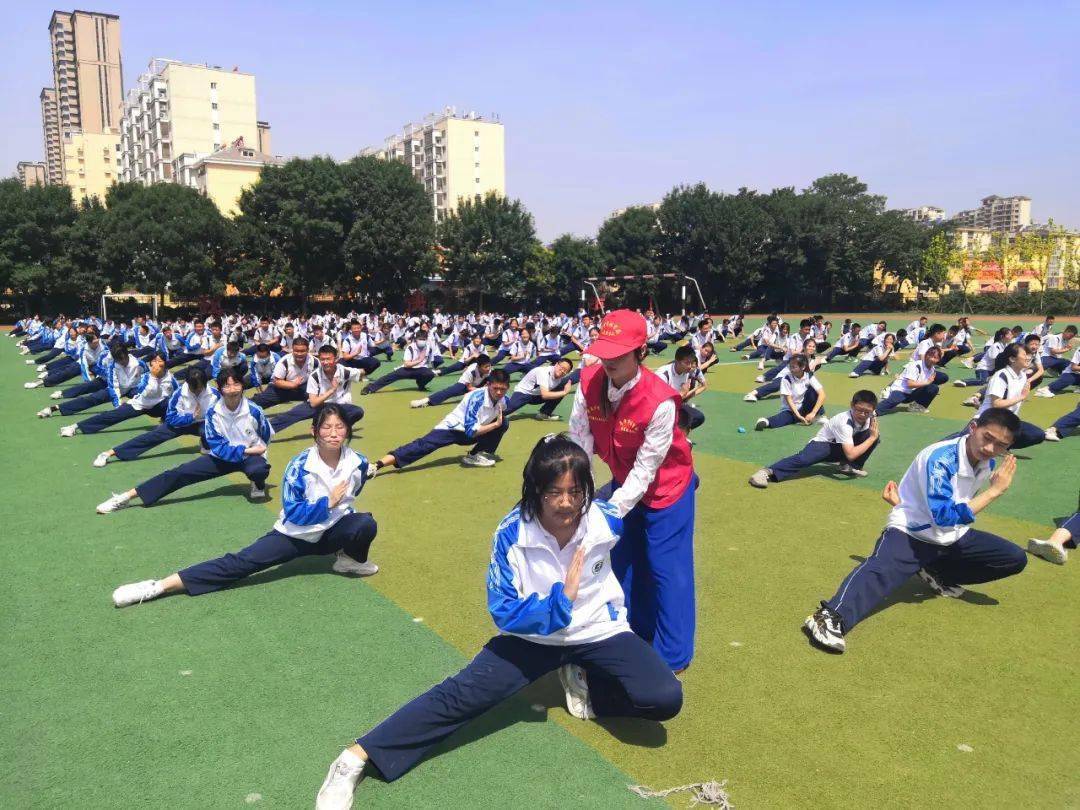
[587,404,605,421]
[617,417,639,433]
[592,559,603,574]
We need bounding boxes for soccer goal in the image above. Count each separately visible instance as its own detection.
[581,273,707,315]
[100,291,159,323]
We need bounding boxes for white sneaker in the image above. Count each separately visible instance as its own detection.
[24,359,35,365]
[755,417,768,431]
[409,398,429,408]
[59,424,78,438]
[907,403,928,414]
[754,375,765,383]
[741,354,751,360]
[432,369,442,377]
[962,395,980,407]
[24,380,43,389]
[1034,388,1054,398]
[953,380,967,387]
[558,663,595,720]
[848,371,859,378]
[112,579,164,607]
[534,413,561,421]
[748,469,771,488]
[315,749,367,810]
[93,452,111,468]
[837,464,868,477]
[461,453,495,467]
[1027,539,1067,565]
[96,492,132,514]
[743,392,758,402]
[804,606,846,652]
[331,550,379,577]
[36,364,47,372]
[961,358,974,369]
[249,484,268,500]
[37,407,53,418]
[917,568,965,598]
[50,390,63,399]
[1043,427,1061,442]
[37,371,48,379]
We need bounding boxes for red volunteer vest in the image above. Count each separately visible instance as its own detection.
[581,364,694,509]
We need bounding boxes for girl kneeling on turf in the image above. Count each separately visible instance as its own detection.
[111,404,378,607]
[314,434,682,808]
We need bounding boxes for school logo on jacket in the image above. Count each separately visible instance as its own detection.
[616,417,639,434]
[592,559,604,574]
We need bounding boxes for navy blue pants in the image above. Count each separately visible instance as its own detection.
[733,337,754,351]
[826,345,859,361]
[389,423,509,467]
[58,388,116,416]
[647,341,667,354]
[342,356,382,374]
[366,366,435,393]
[1043,356,1071,374]
[679,403,705,431]
[753,378,782,399]
[78,401,165,434]
[59,378,106,398]
[959,369,990,387]
[1052,403,1080,435]
[43,365,84,387]
[764,362,786,381]
[1063,512,1080,547]
[1049,371,1079,394]
[825,527,1027,631]
[357,631,681,782]
[770,432,878,481]
[251,385,307,409]
[940,346,970,366]
[608,475,698,671]
[852,358,886,376]
[502,361,535,376]
[503,391,559,417]
[113,421,203,461]
[765,387,823,428]
[875,384,940,415]
[45,355,77,371]
[178,512,377,596]
[427,382,468,406]
[268,402,364,433]
[134,454,270,506]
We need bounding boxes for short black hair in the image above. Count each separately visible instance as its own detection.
[928,323,947,335]
[851,389,878,407]
[216,367,245,389]
[292,336,310,348]
[318,344,339,357]
[474,353,492,367]
[255,342,270,353]
[789,355,809,372]
[186,366,208,392]
[487,368,510,385]
[227,340,242,353]
[147,351,167,365]
[313,403,353,442]
[674,345,697,362]
[519,433,595,523]
[975,407,1020,436]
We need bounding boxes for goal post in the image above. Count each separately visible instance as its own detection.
[582,273,707,316]
[100,292,159,323]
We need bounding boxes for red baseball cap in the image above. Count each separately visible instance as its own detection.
[588,309,647,359]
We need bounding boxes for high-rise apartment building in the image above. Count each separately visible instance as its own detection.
[119,59,269,215]
[952,195,1031,232]
[40,10,124,200]
[901,205,946,224]
[361,108,505,222]
[16,162,48,188]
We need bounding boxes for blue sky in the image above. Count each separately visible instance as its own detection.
[4,1,1078,240]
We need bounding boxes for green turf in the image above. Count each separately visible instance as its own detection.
[2,315,1078,809]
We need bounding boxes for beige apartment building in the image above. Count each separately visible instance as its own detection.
[901,205,946,224]
[41,10,124,200]
[16,161,47,188]
[362,108,505,222]
[191,141,284,217]
[952,195,1031,232]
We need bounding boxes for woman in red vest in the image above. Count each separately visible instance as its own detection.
[568,309,697,672]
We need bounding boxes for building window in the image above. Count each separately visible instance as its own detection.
[474,146,479,152]
[211,102,218,110]
[474,130,479,136]
[210,82,217,89]
[213,123,220,130]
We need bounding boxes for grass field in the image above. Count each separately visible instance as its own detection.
[2,314,1078,809]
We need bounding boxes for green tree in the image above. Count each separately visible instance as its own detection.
[0,179,76,305]
[547,234,603,309]
[913,229,961,303]
[438,192,537,309]
[100,183,229,300]
[235,156,352,310]
[597,206,662,276]
[52,197,122,300]
[340,156,437,304]
[520,242,556,306]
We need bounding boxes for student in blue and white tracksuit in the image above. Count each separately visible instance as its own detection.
[268,344,365,432]
[410,355,492,409]
[60,352,176,438]
[314,435,681,805]
[94,367,219,467]
[209,341,249,380]
[804,409,1027,653]
[37,340,147,419]
[96,367,273,513]
[110,404,379,608]
[749,390,881,488]
[374,370,512,471]
[245,344,280,390]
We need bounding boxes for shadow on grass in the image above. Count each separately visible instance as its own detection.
[846,555,1000,619]
[391,456,473,476]
[151,482,276,507]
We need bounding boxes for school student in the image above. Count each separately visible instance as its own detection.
[1044,401,1080,443]
[251,338,315,410]
[268,345,365,433]
[1034,339,1080,397]
[858,320,886,349]
[655,345,707,434]
[695,340,719,373]
[502,358,576,420]
[1037,323,1077,375]
[849,333,895,378]
[93,367,218,467]
[954,345,1046,449]
[58,352,176,438]
[374,370,511,471]
[875,346,943,416]
[824,324,862,362]
[1027,511,1080,565]
[412,355,492,409]
[743,340,817,402]
[501,328,539,376]
[37,340,147,420]
[314,435,681,808]
[95,367,274,513]
[245,344,280,390]
[902,316,928,348]
[753,355,826,431]
[111,405,378,608]
[361,331,437,394]
[339,321,381,375]
[803,410,1026,654]
[749,390,880,488]
[955,328,1011,388]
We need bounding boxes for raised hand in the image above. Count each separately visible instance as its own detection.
[563,546,586,602]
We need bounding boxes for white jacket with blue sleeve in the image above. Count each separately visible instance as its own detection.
[202,397,273,462]
[272,446,370,541]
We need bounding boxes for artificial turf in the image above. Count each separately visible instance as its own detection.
[1,314,1077,808]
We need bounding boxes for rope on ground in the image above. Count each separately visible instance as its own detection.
[628,780,733,807]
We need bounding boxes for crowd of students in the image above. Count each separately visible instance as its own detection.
[8,304,1078,807]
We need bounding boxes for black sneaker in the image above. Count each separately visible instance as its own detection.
[917,569,965,598]
[804,604,846,652]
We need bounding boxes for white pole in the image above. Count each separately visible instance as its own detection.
[680,285,686,316]
[101,295,107,322]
